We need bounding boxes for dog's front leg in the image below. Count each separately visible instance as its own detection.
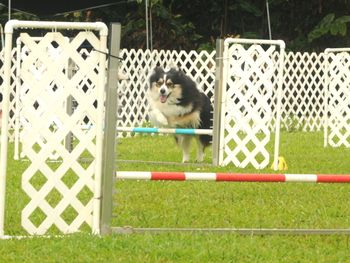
[179,135,192,163]
[148,108,168,127]
[195,136,205,162]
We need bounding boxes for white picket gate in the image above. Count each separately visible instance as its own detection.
[218,38,285,169]
[324,48,350,147]
[0,20,108,236]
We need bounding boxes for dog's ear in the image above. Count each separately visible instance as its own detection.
[150,67,164,84]
[153,66,162,72]
[165,61,176,72]
[151,67,163,76]
[176,67,186,77]
[164,65,171,73]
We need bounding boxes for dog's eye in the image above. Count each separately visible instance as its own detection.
[156,81,163,86]
[166,82,174,88]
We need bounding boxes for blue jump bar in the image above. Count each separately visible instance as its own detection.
[133,127,158,133]
[117,127,213,135]
[175,128,196,135]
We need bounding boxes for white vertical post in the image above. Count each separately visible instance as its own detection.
[273,41,285,170]
[92,33,108,235]
[323,49,330,147]
[0,30,13,236]
[14,37,21,160]
[218,41,229,165]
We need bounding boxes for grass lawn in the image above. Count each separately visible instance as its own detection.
[1,131,350,262]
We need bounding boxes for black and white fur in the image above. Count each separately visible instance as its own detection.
[147,67,212,162]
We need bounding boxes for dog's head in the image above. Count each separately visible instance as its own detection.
[149,67,184,104]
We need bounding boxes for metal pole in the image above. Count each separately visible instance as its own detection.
[266,0,272,40]
[8,0,11,20]
[112,227,350,235]
[100,23,121,235]
[149,2,153,51]
[145,0,149,50]
[212,39,224,166]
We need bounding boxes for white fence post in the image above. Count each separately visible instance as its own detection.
[0,21,14,237]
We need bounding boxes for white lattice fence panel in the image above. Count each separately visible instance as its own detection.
[282,52,325,131]
[17,30,106,235]
[117,49,152,130]
[219,39,284,169]
[325,49,350,147]
[16,38,71,160]
[175,50,216,99]
[117,48,216,135]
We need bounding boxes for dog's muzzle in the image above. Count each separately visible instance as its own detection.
[160,88,168,103]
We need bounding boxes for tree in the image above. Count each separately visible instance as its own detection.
[1,0,350,51]
[121,0,201,51]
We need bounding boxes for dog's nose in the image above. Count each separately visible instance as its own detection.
[160,88,166,95]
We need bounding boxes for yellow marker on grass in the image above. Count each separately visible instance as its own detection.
[271,156,288,170]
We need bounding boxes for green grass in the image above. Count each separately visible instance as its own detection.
[2,131,350,262]
[117,131,350,173]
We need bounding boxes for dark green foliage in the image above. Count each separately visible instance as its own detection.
[1,1,350,52]
[308,13,350,42]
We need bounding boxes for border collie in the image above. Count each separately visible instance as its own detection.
[147,67,212,162]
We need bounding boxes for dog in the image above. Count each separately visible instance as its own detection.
[147,67,212,163]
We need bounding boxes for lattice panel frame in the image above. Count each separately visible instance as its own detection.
[324,48,350,147]
[219,39,285,169]
[13,28,106,235]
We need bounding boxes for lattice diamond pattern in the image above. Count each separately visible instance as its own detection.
[282,52,325,131]
[0,48,18,141]
[17,31,104,235]
[326,51,350,147]
[220,42,281,169]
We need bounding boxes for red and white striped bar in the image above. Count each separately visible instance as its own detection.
[116,171,350,183]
